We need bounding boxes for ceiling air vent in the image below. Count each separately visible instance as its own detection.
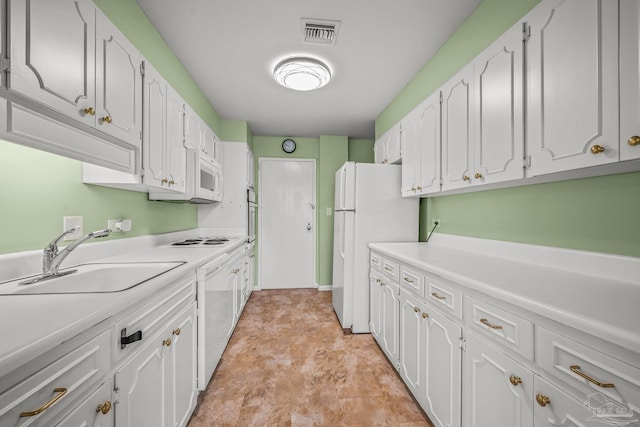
[301,18,341,45]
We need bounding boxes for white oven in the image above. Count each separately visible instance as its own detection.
[247,187,256,243]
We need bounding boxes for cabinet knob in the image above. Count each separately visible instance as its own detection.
[474,173,483,179]
[101,115,112,124]
[510,375,523,386]
[163,337,172,347]
[416,186,422,191]
[173,328,181,336]
[421,312,429,319]
[628,136,640,146]
[161,178,169,184]
[169,179,175,185]
[536,394,551,407]
[96,400,112,415]
[413,307,420,313]
[83,107,96,116]
[463,175,470,181]
[590,144,605,154]
[411,185,416,191]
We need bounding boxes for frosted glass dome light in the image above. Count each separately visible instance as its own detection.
[273,57,331,91]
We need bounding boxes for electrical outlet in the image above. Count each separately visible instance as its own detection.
[432,218,441,227]
[63,216,83,240]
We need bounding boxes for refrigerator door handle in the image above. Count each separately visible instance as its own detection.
[339,166,347,210]
[339,212,346,259]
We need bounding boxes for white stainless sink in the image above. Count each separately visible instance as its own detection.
[0,262,184,295]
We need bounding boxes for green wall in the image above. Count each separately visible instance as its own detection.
[348,138,374,163]
[252,136,350,287]
[0,141,197,254]
[378,0,640,258]
[0,0,226,254]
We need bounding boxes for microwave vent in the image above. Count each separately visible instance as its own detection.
[301,18,340,45]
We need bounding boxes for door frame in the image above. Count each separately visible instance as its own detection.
[257,157,317,290]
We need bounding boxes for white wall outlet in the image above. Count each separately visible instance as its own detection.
[108,219,132,232]
[63,216,83,240]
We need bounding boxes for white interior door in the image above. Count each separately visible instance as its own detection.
[258,158,316,289]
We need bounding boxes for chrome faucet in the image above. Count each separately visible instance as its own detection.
[42,228,112,277]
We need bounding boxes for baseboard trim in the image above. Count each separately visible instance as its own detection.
[316,284,332,292]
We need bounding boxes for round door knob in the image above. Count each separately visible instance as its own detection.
[474,173,483,179]
[173,328,181,336]
[101,116,112,124]
[421,312,429,319]
[83,107,95,116]
[536,394,551,407]
[463,175,470,181]
[163,337,172,347]
[510,375,523,386]
[590,144,605,154]
[96,400,112,415]
[628,136,640,146]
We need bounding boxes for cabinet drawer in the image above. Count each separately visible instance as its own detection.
[382,258,399,281]
[425,272,462,319]
[370,252,383,271]
[466,296,534,360]
[399,265,424,297]
[536,326,640,412]
[0,329,111,427]
[533,375,600,427]
[55,379,113,426]
[114,275,195,361]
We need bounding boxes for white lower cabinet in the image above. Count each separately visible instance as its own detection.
[463,332,534,427]
[422,304,462,427]
[369,272,383,341]
[56,379,114,427]
[399,291,423,395]
[115,302,197,427]
[380,279,400,368]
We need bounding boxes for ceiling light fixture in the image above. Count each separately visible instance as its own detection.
[273,57,331,91]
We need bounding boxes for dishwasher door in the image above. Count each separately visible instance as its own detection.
[196,254,231,390]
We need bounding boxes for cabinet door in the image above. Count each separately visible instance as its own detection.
[463,333,534,427]
[9,0,96,127]
[526,0,619,175]
[374,140,385,164]
[201,125,216,162]
[533,376,606,427]
[473,23,524,185]
[115,335,168,427]
[95,11,142,148]
[417,92,442,195]
[621,0,640,161]
[399,291,423,398]
[441,66,474,191]
[183,105,201,150]
[401,108,420,196]
[225,266,239,338]
[168,305,197,427]
[369,273,383,341]
[422,306,462,427]
[386,123,402,164]
[381,280,400,368]
[56,379,113,427]
[166,85,186,193]
[142,62,167,189]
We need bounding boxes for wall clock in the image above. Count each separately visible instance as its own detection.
[282,138,296,153]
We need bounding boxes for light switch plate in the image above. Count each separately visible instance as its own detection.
[63,216,83,240]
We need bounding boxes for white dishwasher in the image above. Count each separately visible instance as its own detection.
[196,252,231,390]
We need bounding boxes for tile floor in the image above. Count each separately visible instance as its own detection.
[188,289,434,427]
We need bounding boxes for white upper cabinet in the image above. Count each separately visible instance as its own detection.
[401,92,442,196]
[473,23,524,185]
[95,11,142,148]
[441,65,474,191]
[620,0,640,161]
[8,0,142,149]
[375,122,402,164]
[526,0,619,175]
[142,61,186,193]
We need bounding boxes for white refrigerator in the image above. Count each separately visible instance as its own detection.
[332,162,419,333]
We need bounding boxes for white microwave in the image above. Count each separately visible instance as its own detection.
[149,150,222,203]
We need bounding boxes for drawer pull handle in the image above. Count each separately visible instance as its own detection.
[422,312,429,319]
[20,387,67,417]
[163,337,172,347]
[510,375,523,386]
[480,318,503,330]
[173,328,181,336]
[414,307,420,313]
[384,267,393,272]
[569,365,615,388]
[431,292,446,300]
[96,400,112,415]
[120,328,143,349]
[536,394,551,407]
[403,277,414,283]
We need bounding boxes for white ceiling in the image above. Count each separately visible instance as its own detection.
[134,0,482,139]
